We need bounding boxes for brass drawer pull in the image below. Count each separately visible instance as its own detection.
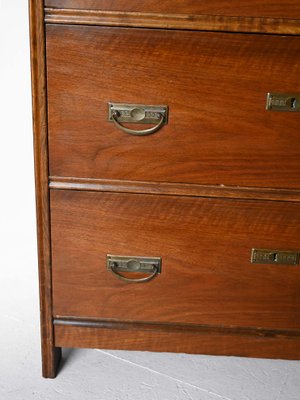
[108,103,168,136]
[107,255,162,283]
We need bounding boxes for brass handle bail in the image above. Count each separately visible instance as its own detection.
[112,111,165,136]
[110,262,159,283]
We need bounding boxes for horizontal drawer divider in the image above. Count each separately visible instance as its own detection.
[44,8,300,35]
[49,176,300,202]
[53,317,300,338]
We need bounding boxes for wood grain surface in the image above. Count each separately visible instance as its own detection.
[51,190,300,330]
[29,0,61,379]
[46,25,300,189]
[45,0,300,19]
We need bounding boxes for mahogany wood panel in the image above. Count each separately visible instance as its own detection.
[51,190,300,330]
[49,176,300,203]
[45,0,300,19]
[44,9,300,35]
[46,26,300,189]
[54,323,300,360]
[29,0,61,379]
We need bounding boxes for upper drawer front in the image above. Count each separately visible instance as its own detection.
[45,0,300,19]
[47,26,300,189]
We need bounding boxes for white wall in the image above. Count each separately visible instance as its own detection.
[0,0,39,348]
[0,2,300,399]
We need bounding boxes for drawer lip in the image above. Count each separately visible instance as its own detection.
[49,176,300,203]
[53,316,300,338]
[44,0,300,24]
[44,8,300,35]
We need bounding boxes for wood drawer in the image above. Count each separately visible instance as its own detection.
[45,0,300,19]
[47,26,300,189]
[51,190,300,331]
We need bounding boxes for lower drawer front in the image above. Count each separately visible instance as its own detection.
[51,190,300,330]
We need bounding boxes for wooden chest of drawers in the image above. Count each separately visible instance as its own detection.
[30,0,300,378]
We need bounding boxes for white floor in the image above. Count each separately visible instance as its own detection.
[1,2,300,399]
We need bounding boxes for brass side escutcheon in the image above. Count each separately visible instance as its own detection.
[251,249,300,265]
[266,93,300,111]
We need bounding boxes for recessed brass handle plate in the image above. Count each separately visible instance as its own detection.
[251,249,300,265]
[108,103,168,136]
[266,93,300,112]
[106,255,162,283]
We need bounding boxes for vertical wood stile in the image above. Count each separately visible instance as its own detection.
[29,0,61,378]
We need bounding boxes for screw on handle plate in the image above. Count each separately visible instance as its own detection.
[106,255,162,283]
